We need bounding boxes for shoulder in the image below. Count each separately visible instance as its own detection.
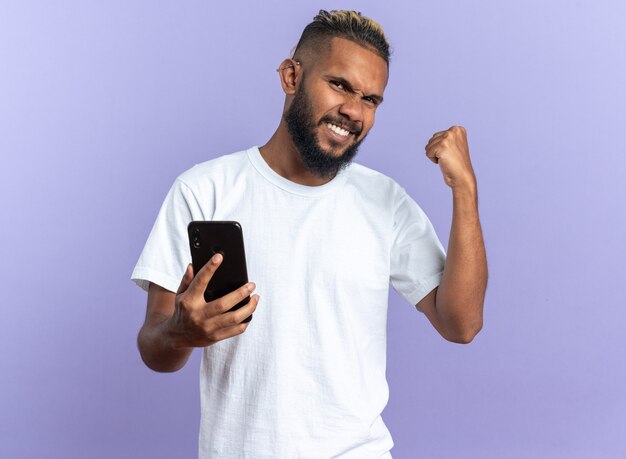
[346,163,431,228]
[345,162,406,202]
[175,148,252,191]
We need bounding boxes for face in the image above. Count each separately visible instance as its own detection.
[284,38,388,179]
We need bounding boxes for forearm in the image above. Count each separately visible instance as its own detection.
[436,184,488,342]
[137,314,193,373]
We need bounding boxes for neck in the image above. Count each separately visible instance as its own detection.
[259,121,335,186]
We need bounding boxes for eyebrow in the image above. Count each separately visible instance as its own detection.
[326,75,384,105]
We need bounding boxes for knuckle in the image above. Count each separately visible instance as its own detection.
[227,313,240,326]
[229,309,250,327]
[204,322,219,338]
[188,308,203,324]
[206,332,218,343]
[212,299,228,313]
[451,125,465,135]
[179,297,192,311]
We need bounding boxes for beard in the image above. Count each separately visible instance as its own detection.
[284,81,366,180]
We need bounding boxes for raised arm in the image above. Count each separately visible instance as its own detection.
[416,126,487,343]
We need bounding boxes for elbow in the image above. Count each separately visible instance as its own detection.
[138,347,187,373]
[443,320,483,344]
[435,298,484,344]
[137,328,186,373]
[142,357,184,373]
[138,349,180,373]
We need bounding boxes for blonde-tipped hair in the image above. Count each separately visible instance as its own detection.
[293,10,390,64]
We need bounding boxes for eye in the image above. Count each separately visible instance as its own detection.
[362,96,379,108]
[330,80,345,91]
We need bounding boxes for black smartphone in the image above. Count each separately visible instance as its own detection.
[187,221,252,323]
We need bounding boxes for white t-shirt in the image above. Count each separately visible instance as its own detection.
[132,146,446,458]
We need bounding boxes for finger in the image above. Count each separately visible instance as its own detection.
[208,320,251,344]
[425,141,444,164]
[426,152,439,164]
[187,253,223,299]
[214,294,260,329]
[425,137,445,150]
[428,130,448,142]
[176,264,194,294]
[210,281,257,315]
[424,135,448,152]
[425,148,440,164]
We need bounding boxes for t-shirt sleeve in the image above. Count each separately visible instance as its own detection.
[131,178,205,293]
[389,186,447,309]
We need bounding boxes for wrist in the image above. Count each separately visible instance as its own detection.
[449,170,476,192]
[452,182,477,199]
[451,183,479,215]
[161,316,189,351]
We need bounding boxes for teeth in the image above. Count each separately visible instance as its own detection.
[327,123,350,137]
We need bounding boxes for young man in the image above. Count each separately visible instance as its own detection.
[132,10,487,458]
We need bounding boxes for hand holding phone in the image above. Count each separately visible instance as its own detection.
[165,254,259,349]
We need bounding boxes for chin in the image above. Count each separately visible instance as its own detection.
[320,139,355,157]
[324,146,349,157]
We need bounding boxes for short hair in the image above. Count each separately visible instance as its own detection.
[293,10,391,65]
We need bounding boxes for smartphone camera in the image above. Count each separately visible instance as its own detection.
[192,228,202,249]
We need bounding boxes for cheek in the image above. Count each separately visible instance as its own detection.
[314,85,346,109]
[323,95,347,114]
[361,113,376,135]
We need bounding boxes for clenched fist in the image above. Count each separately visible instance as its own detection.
[425,125,477,190]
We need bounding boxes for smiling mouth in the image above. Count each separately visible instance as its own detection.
[326,122,352,137]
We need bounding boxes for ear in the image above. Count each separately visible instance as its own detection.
[276,59,301,95]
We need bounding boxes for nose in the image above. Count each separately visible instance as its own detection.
[338,94,363,122]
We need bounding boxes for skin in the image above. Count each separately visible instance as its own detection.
[138,255,260,372]
[138,37,488,373]
[419,127,487,343]
[260,37,388,186]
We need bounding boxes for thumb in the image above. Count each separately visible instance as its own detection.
[176,264,194,295]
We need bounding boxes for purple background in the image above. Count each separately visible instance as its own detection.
[1,1,625,457]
